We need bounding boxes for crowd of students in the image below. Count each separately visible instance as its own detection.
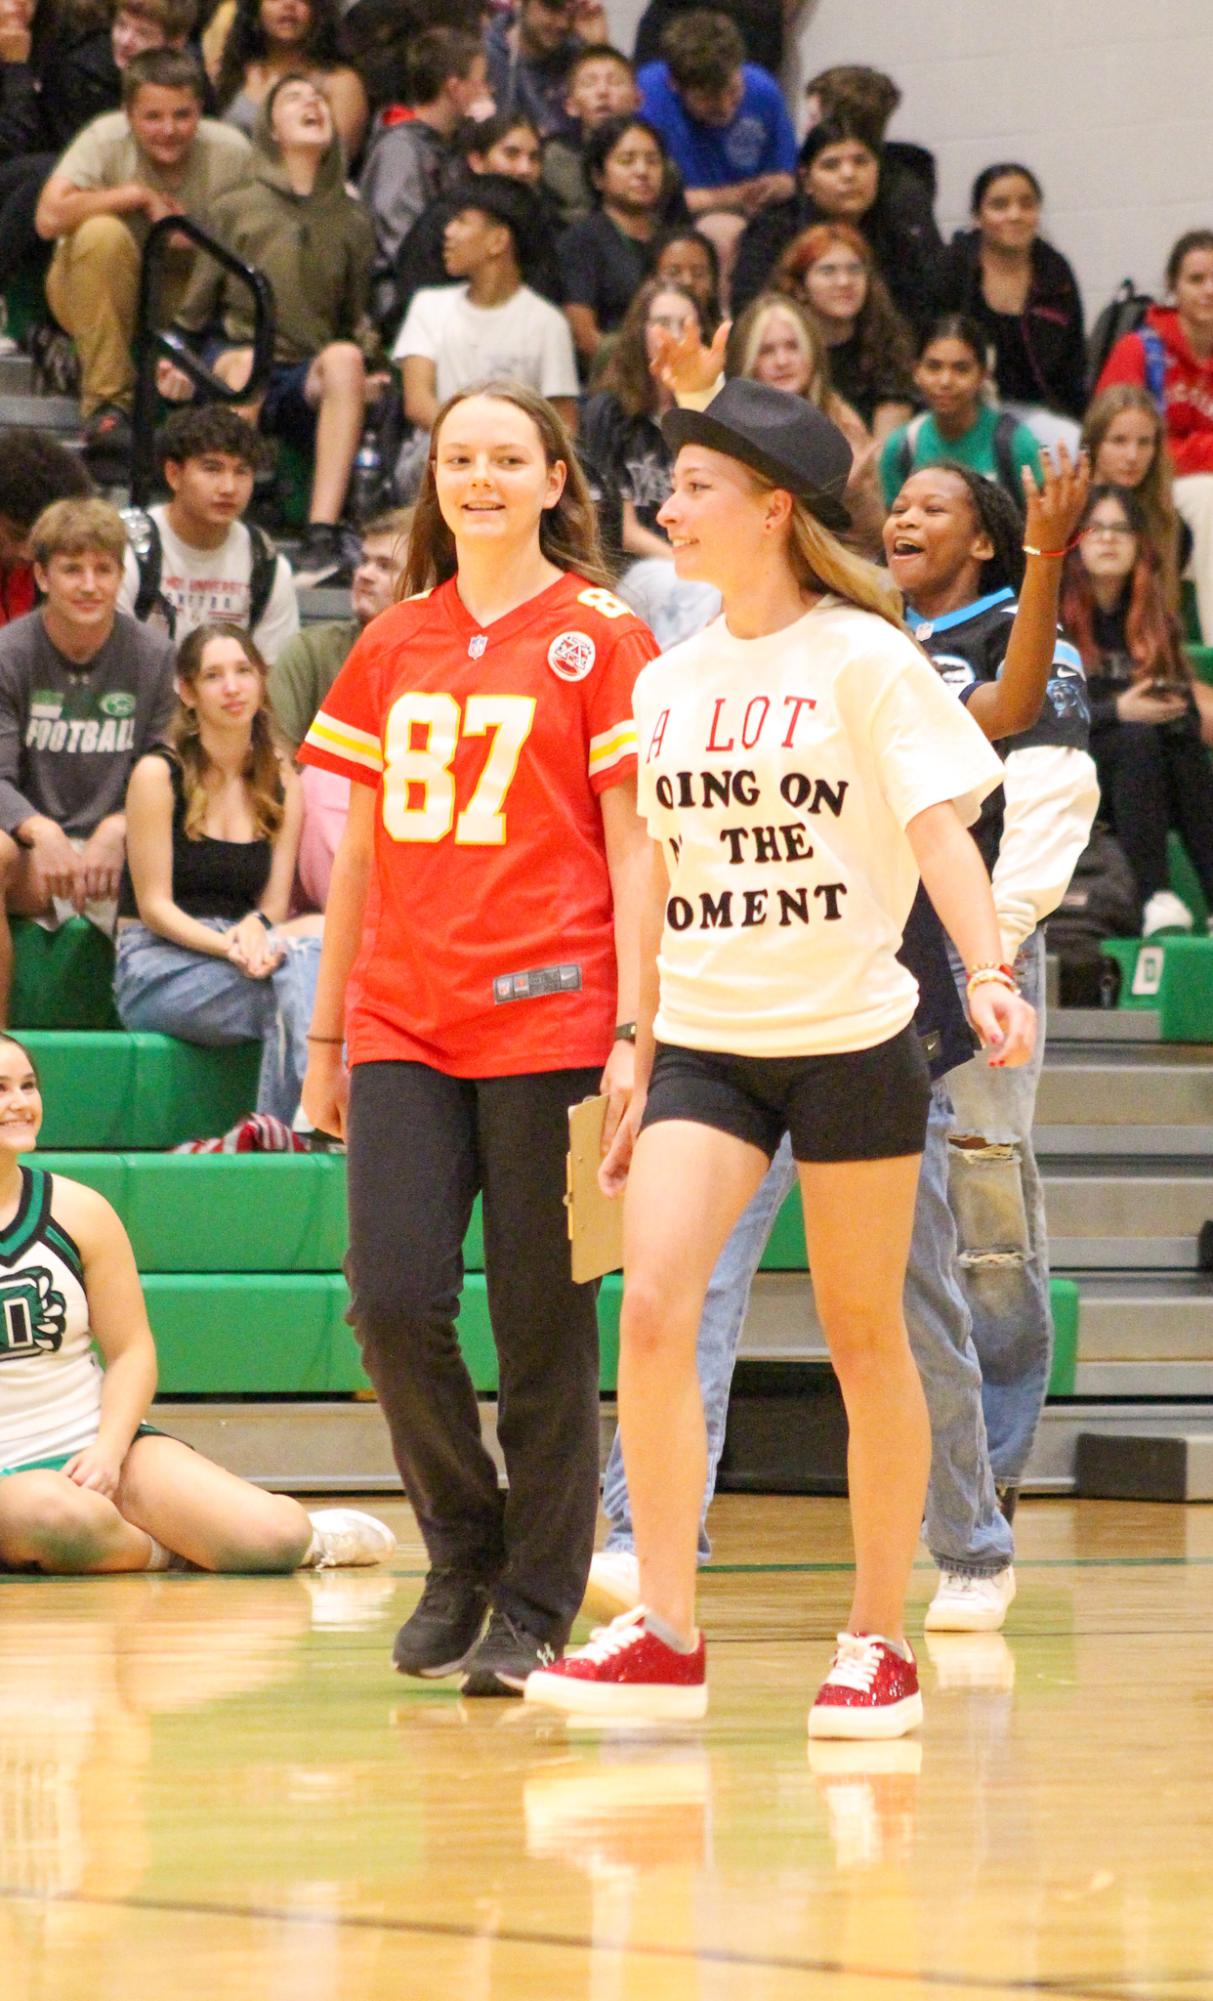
[0,1,1211,1732]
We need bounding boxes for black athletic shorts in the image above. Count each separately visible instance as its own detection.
[639,1022,931,1164]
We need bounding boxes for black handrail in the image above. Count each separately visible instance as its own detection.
[129,212,277,507]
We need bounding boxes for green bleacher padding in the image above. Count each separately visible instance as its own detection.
[1166,830,1208,927]
[2,266,45,344]
[33,1151,348,1270]
[1048,1278,1080,1397]
[1181,580,1204,646]
[760,1191,807,1268]
[146,1271,623,1395]
[1186,642,1213,685]
[9,918,121,1030]
[22,1032,262,1147]
[1102,934,1213,1040]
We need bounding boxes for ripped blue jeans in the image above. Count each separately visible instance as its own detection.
[113,919,321,1126]
[945,929,1051,1487]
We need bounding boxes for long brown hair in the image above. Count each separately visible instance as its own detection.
[172,623,285,843]
[1060,485,1188,685]
[1081,385,1182,609]
[598,278,709,421]
[774,221,915,404]
[398,381,613,597]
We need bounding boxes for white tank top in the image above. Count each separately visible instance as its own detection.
[0,1169,102,1471]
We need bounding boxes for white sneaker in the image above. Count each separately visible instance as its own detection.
[580,1549,640,1624]
[1142,889,1194,938]
[306,1507,397,1569]
[924,1565,1016,1633]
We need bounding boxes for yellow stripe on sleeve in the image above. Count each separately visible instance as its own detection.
[305,710,384,773]
[588,720,638,777]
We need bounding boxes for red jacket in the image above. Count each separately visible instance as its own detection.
[0,563,35,627]
[1097,305,1213,475]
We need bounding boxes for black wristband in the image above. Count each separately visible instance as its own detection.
[613,1021,637,1043]
[254,910,274,929]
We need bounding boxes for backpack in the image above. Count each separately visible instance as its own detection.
[1042,824,1141,1007]
[894,409,1022,502]
[1086,279,1167,405]
[121,508,279,641]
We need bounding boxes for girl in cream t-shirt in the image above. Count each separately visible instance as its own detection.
[633,594,1000,1058]
[524,379,1036,1743]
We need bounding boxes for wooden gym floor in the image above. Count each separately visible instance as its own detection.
[2,1493,1211,2001]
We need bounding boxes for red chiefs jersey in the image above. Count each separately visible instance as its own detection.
[300,570,657,1076]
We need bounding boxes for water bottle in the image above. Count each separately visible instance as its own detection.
[348,425,384,525]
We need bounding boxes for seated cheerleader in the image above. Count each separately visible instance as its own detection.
[0,1032,393,1575]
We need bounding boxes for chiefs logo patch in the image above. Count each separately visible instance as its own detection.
[547,630,596,682]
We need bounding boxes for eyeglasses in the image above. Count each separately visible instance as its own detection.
[1083,521,1134,539]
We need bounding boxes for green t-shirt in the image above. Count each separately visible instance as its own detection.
[879,404,1042,507]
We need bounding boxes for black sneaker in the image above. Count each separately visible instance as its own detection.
[392,1567,490,1678]
[83,402,133,471]
[462,1608,560,1698]
[294,522,350,588]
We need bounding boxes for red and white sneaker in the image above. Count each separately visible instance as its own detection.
[524,1608,707,1721]
[808,1633,923,1740]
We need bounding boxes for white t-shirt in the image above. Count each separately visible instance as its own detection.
[633,597,1003,1058]
[392,282,580,402]
[119,510,301,665]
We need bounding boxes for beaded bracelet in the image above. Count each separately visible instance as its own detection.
[966,964,1019,997]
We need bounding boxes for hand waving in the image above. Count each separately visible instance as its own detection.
[1022,442,1090,556]
[649,319,731,402]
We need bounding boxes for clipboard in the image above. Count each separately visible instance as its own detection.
[566,1093,625,1284]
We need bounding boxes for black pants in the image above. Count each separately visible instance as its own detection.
[1092,713,1213,904]
[346,1060,602,1644]
[0,154,52,292]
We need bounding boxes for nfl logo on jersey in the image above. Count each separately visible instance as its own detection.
[468,634,488,659]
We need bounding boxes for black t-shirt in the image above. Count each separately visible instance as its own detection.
[908,586,1090,871]
[827,332,914,430]
[900,883,976,1081]
[559,210,654,332]
[117,746,273,923]
[579,392,673,562]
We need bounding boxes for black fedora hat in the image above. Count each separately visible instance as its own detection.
[662,378,853,532]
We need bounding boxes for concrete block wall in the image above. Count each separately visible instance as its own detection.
[605,0,1213,320]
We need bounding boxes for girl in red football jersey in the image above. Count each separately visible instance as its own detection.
[299,382,657,1696]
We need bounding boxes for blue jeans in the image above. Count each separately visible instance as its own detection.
[602,1083,1014,1577]
[944,929,1051,1487]
[113,919,320,1126]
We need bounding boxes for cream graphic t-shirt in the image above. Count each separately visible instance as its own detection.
[633,597,1003,1057]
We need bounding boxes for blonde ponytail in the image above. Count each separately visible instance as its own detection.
[783,495,906,632]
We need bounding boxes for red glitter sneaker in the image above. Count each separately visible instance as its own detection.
[524,1608,708,1720]
[808,1633,924,1740]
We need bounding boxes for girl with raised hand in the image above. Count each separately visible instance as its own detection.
[525,381,1029,1735]
[0,1032,392,1574]
[298,384,657,1698]
[580,445,1090,1656]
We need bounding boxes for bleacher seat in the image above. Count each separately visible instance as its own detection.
[23,1031,261,1147]
[10,918,121,1030]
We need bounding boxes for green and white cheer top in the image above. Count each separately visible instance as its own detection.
[0,1169,101,1471]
